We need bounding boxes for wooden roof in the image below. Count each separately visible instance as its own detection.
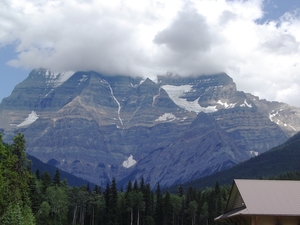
[215,179,300,221]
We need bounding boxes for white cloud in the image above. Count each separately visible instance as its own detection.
[1,0,300,107]
[153,7,212,53]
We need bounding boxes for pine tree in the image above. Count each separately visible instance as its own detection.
[155,183,164,225]
[12,133,27,174]
[177,185,184,197]
[35,169,41,180]
[53,168,61,186]
[186,186,197,205]
[214,181,222,219]
[163,191,173,225]
[144,183,154,223]
[41,171,52,193]
[104,182,111,222]
[126,180,133,193]
[86,182,91,194]
[133,180,139,192]
[139,177,145,193]
[29,174,43,214]
[108,178,119,225]
[93,185,101,195]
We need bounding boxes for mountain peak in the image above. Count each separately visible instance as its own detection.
[0,69,299,188]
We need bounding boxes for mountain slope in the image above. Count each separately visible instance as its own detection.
[0,69,299,188]
[28,154,94,188]
[118,112,247,187]
[178,131,300,190]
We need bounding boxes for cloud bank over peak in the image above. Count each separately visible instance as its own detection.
[1,0,300,106]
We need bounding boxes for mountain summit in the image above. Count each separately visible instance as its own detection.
[1,69,299,187]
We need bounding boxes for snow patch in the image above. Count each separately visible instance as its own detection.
[217,100,236,109]
[45,71,74,88]
[268,111,296,131]
[250,151,259,156]
[77,75,88,85]
[106,82,123,127]
[155,113,176,122]
[162,85,217,113]
[43,71,74,98]
[139,79,146,85]
[240,99,252,108]
[269,110,279,122]
[122,155,137,168]
[110,86,123,126]
[17,111,39,127]
[44,88,54,98]
[130,79,145,88]
[289,125,297,131]
[152,88,161,106]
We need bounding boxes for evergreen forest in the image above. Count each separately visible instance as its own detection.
[1,133,300,225]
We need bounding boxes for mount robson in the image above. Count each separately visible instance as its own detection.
[1,68,300,188]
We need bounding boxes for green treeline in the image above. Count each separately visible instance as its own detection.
[1,133,300,225]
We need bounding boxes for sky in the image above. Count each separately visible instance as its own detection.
[1,0,300,107]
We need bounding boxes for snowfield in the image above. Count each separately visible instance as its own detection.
[162,85,217,113]
[17,111,39,127]
[122,155,137,168]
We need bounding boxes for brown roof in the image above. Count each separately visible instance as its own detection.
[215,179,300,221]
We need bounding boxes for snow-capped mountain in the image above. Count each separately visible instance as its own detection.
[0,68,299,188]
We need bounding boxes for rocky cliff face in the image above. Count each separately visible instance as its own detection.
[0,69,298,188]
[246,93,300,137]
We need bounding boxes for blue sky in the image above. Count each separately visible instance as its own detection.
[1,0,300,107]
